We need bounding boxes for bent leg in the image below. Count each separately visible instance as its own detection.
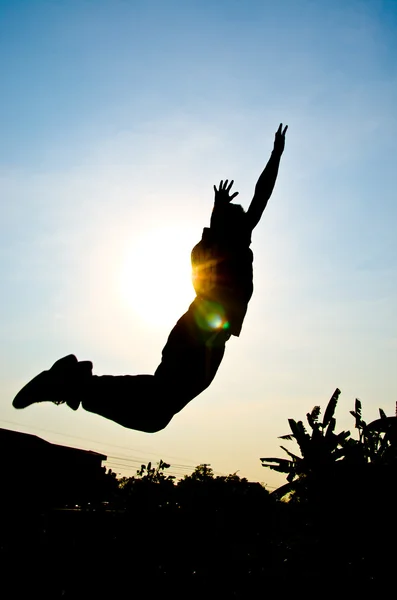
[82,297,229,432]
[82,374,169,433]
[154,297,228,412]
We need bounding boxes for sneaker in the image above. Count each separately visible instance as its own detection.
[12,355,92,411]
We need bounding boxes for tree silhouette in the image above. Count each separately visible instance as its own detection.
[345,398,397,466]
[260,388,350,500]
[261,389,397,507]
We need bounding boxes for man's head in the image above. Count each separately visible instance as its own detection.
[210,202,247,243]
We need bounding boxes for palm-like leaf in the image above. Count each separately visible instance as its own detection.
[350,398,364,430]
[322,388,340,428]
[367,416,397,434]
[279,445,302,462]
[260,457,294,475]
[261,457,297,482]
[325,416,336,437]
[307,406,321,430]
[288,419,310,455]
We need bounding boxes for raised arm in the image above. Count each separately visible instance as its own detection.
[246,123,288,232]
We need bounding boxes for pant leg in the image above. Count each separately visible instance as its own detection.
[154,296,228,411]
[81,297,228,432]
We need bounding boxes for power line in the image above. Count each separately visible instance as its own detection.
[0,418,203,467]
[0,419,264,482]
[104,454,225,478]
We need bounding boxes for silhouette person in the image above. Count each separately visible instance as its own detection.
[12,124,287,432]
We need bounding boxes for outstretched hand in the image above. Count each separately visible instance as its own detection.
[213,179,239,206]
[273,123,288,156]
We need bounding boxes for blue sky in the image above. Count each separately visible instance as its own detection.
[1,0,397,485]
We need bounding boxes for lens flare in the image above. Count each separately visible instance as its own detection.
[207,312,223,329]
[194,299,229,331]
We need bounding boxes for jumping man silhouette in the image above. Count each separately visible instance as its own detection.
[13,124,288,432]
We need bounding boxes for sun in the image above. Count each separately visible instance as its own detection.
[119,226,196,328]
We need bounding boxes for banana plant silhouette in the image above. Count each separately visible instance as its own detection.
[261,388,351,500]
[347,398,397,466]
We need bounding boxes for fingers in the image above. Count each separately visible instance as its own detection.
[216,179,233,191]
[276,123,288,136]
[214,179,238,201]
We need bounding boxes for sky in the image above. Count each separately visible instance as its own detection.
[1,0,397,488]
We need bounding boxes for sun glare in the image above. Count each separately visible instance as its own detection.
[119,226,195,328]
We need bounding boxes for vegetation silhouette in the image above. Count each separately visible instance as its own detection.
[3,410,396,598]
[260,389,397,594]
[261,388,397,505]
